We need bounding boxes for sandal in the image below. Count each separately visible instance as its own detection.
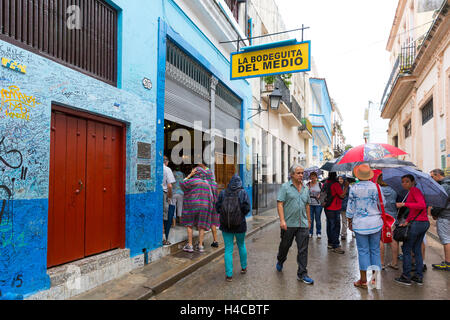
[387,263,399,270]
[354,280,368,289]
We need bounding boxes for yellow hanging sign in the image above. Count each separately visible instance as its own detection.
[230,41,310,80]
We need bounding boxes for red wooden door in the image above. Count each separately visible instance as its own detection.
[48,111,87,268]
[85,120,122,256]
[48,108,124,268]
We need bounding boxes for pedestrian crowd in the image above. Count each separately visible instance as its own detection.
[163,155,450,286]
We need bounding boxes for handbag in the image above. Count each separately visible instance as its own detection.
[393,194,423,242]
[376,184,395,244]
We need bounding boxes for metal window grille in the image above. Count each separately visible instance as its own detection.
[421,99,433,125]
[166,39,211,90]
[0,0,118,86]
[216,82,241,113]
[224,0,239,22]
[404,121,411,138]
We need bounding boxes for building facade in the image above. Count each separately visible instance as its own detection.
[380,0,449,173]
[309,78,334,167]
[0,0,252,299]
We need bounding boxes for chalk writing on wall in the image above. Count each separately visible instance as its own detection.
[1,58,26,74]
[0,86,40,121]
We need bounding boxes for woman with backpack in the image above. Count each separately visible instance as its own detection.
[307,172,323,239]
[216,174,251,282]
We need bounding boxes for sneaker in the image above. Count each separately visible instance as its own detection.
[411,275,423,285]
[327,244,333,249]
[240,268,247,274]
[195,244,205,253]
[309,234,313,238]
[297,275,314,285]
[226,276,233,282]
[183,244,194,253]
[333,247,345,254]
[394,275,411,286]
[276,262,283,272]
[211,241,219,248]
[432,261,450,271]
[317,234,321,239]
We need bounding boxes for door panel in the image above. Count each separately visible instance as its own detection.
[85,120,122,256]
[48,108,124,268]
[48,112,87,268]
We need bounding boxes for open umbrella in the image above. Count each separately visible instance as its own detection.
[303,166,323,180]
[322,158,415,173]
[382,166,448,208]
[338,143,408,164]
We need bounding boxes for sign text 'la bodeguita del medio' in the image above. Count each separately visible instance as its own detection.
[230,41,310,80]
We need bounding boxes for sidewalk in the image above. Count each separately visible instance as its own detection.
[71,208,279,300]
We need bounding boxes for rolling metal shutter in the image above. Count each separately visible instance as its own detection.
[215,82,241,143]
[164,40,211,132]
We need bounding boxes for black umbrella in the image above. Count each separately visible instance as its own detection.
[303,166,324,180]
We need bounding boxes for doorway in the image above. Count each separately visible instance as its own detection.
[47,106,125,268]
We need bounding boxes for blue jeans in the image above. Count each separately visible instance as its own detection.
[222,232,247,277]
[355,231,382,271]
[325,209,341,248]
[309,205,323,235]
[402,221,430,279]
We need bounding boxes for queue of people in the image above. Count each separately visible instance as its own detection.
[164,154,450,285]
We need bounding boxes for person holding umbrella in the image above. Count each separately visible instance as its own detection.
[394,174,429,285]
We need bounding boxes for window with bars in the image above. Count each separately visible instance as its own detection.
[0,0,118,86]
[224,0,239,22]
[166,39,211,90]
[404,120,411,138]
[421,98,433,125]
[216,82,241,112]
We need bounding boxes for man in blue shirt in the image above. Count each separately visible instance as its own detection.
[276,163,314,284]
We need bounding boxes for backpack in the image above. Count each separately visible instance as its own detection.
[220,189,242,229]
[318,182,334,208]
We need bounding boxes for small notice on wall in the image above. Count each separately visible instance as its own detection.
[137,142,152,159]
[137,164,151,180]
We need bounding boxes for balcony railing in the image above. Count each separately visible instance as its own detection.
[380,40,418,111]
[299,117,313,135]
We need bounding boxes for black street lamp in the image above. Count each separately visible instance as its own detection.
[269,87,282,110]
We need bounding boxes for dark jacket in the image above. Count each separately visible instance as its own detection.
[216,175,250,234]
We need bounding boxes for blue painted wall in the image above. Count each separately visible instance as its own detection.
[0,0,252,299]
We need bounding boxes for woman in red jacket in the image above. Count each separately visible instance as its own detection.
[394,174,429,286]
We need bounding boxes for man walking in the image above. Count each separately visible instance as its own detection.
[276,163,314,285]
[429,169,450,270]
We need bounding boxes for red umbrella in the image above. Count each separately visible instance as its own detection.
[338,143,407,164]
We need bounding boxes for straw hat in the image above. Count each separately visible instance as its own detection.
[353,164,374,181]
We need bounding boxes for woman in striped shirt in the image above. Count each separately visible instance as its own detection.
[180,166,215,253]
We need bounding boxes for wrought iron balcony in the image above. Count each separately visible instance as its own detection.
[380,41,418,114]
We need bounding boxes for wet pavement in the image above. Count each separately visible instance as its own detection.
[152,220,450,300]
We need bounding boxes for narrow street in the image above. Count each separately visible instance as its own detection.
[152,219,449,300]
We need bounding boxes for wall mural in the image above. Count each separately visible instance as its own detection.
[0,39,159,299]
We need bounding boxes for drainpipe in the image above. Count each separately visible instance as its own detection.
[142,248,148,265]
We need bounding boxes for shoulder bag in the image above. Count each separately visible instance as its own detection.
[393,193,423,242]
[376,184,395,244]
